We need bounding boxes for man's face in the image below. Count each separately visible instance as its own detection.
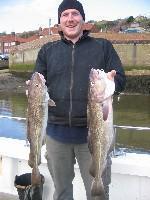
[60,9,84,41]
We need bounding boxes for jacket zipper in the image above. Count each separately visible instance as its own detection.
[69,44,75,127]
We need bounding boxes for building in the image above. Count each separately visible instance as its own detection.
[0,23,100,54]
[0,34,27,55]
[83,23,99,32]
[38,23,99,37]
[38,25,59,37]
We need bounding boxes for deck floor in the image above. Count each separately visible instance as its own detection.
[0,193,18,200]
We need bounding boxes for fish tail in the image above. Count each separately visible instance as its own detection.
[31,167,41,186]
[91,177,105,196]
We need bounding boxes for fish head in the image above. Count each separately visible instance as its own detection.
[28,72,48,100]
[89,68,115,101]
[89,69,106,98]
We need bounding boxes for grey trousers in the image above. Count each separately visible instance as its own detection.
[46,135,111,200]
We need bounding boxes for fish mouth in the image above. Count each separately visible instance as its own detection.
[31,72,46,85]
[36,72,45,81]
[90,68,100,82]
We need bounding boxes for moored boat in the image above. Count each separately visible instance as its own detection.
[0,122,150,200]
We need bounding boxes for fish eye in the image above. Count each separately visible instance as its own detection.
[35,84,39,87]
[91,82,95,86]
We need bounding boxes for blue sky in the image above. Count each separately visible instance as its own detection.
[0,0,149,33]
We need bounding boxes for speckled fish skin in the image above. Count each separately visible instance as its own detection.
[27,72,52,185]
[87,68,115,197]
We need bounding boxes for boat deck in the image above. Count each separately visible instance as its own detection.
[0,193,18,200]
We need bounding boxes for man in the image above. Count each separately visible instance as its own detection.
[34,0,126,199]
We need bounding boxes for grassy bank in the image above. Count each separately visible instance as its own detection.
[9,63,150,72]
[9,63,35,73]
[9,63,34,78]
[124,65,150,72]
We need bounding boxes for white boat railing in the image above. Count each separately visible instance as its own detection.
[112,124,150,156]
[1,115,150,129]
[0,115,26,120]
[0,115,150,131]
[114,124,150,131]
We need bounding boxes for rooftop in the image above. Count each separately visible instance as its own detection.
[0,35,27,43]
[10,32,150,53]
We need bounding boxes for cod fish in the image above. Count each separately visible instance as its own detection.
[87,68,115,197]
[27,72,55,186]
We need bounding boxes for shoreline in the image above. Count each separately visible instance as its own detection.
[0,70,149,94]
[0,71,26,93]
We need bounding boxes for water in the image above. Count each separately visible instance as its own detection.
[0,117,26,140]
[113,94,150,150]
[0,92,150,150]
[0,92,27,140]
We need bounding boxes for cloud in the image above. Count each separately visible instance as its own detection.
[0,0,149,33]
[0,0,61,33]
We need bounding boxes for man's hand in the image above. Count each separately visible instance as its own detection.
[107,70,116,80]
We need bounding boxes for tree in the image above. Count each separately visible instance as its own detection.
[126,16,134,23]
[19,30,39,38]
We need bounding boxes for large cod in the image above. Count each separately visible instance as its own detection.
[87,68,115,197]
[27,72,55,186]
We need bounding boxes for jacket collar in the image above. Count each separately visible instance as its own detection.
[59,30,90,44]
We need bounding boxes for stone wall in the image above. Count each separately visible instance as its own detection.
[9,43,150,68]
[115,43,150,67]
[10,48,40,66]
[9,33,150,70]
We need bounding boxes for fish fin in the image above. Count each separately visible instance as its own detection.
[28,145,41,168]
[28,152,34,168]
[26,112,30,141]
[87,104,90,128]
[87,135,93,154]
[89,163,96,177]
[31,167,41,186]
[102,101,109,121]
[108,128,115,153]
[89,157,96,177]
[48,99,56,106]
[42,135,46,145]
[91,177,105,196]
[42,131,46,146]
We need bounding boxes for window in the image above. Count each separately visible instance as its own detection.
[4,43,9,46]
[11,42,16,46]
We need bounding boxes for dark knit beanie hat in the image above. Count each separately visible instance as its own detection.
[58,0,85,24]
